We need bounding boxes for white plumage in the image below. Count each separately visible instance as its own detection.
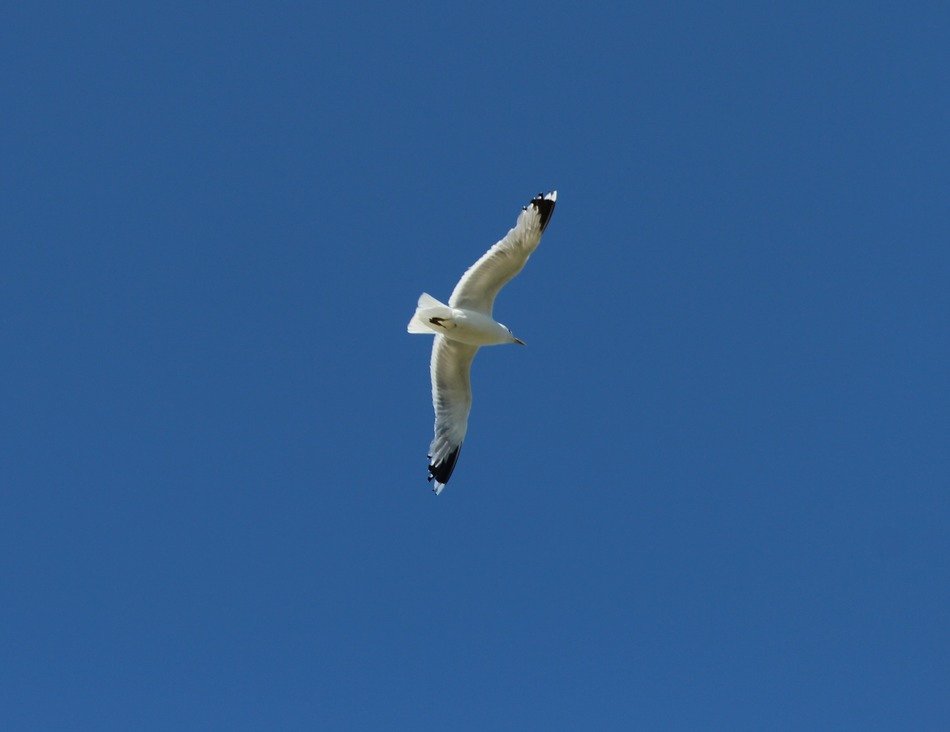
[407,191,557,494]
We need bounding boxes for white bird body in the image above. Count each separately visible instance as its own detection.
[407,191,557,494]
[409,300,520,346]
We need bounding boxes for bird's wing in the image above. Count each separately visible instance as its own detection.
[428,335,479,494]
[448,191,557,316]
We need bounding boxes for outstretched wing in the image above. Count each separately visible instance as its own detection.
[428,335,479,494]
[448,191,557,316]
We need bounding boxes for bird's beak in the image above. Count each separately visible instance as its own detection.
[513,337,526,346]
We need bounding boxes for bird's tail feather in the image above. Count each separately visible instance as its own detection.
[417,292,445,309]
[407,293,452,334]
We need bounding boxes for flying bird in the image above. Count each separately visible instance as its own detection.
[407,190,557,494]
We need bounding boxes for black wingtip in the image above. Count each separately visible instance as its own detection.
[428,444,462,486]
[529,192,556,233]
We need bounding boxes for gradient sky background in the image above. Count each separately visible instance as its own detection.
[3,3,948,729]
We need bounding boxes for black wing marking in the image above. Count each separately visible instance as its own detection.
[530,193,555,233]
[428,443,462,488]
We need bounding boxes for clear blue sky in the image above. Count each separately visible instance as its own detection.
[3,3,948,729]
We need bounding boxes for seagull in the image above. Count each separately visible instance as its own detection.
[407,191,557,494]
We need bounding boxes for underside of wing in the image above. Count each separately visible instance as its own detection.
[428,335,479,494]
[448,191,557,315]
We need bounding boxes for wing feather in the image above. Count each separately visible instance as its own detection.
[448,191,556,315]
[428,335,479,494]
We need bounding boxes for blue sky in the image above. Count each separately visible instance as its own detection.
[3,2,948,729]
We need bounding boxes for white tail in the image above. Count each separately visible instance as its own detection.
[417,292,444,309]
[407,292,452,334]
